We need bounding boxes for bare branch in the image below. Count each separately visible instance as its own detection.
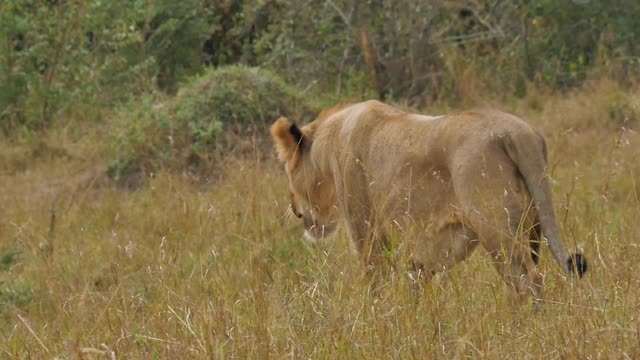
[17,314,50,354]
[326,0,352,30]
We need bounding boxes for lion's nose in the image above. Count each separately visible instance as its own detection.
[290,204,303,218]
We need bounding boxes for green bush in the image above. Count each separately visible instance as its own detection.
[0,282,33,310]
[0,246,32,310]
[108,65,318,183]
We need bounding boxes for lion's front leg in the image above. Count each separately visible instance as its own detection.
[344,216,388,275]
[334,160,392,274]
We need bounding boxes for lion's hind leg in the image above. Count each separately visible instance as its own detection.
[468,212,544,306]
[452,149,544,306]
[406,221,478,304]
[411,221,479,283]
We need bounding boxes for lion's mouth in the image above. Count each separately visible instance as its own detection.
[302,223,337,243]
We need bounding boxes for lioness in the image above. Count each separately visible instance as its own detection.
[271,100,586,301]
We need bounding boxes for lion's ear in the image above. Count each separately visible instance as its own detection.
[271,117,304,161]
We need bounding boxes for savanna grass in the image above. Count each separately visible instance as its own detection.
[1,81,639,358]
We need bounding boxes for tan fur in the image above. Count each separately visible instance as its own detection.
[272,100,576,302]
[271,117,299,161]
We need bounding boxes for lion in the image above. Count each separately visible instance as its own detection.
[271,100,587,301]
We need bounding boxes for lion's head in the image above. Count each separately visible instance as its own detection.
[271,117,338,241]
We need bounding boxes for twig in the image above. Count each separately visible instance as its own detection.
[541,300,604,312]
[167,305,206,353]
[326,0,352,30]
[0,346,13,358]
[134,335,184,346]
[17,314,50,354]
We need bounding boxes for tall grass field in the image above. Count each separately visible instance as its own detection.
[1,79,639,358]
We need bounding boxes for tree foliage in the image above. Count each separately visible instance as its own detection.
[1,0,639,134]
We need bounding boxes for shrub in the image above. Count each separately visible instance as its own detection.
[108,65,318,184]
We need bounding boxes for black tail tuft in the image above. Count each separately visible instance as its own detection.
[567,253,588,278]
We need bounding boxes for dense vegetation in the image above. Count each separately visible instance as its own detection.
[2,0,639,134]
[107,65,318,184]
[1,1,640,358]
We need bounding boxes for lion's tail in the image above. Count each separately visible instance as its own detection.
[503,130,587,278]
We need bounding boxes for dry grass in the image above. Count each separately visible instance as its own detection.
[1,80,640,359]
